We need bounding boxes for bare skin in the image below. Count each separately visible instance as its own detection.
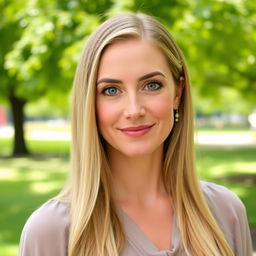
[110,148,173,251]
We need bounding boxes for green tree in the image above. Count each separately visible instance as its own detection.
[0,0,100,155]
[1,0,255,155]
[171,0,256,113]
[0,0,29,154]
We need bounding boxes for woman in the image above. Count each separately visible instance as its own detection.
[19,13,253,256]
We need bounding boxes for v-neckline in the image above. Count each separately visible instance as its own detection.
[116,206,180,255]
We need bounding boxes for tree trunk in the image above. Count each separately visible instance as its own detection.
[9,94,30,156]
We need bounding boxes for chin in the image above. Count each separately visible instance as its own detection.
[106,140,164,158]
[119,144,162,158]
[123,150,151,158]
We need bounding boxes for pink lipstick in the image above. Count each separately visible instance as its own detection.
[119,124,154,137]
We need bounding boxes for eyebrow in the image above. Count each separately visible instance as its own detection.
[96,71,166,85]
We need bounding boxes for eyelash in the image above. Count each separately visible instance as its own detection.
[101,80,163,96]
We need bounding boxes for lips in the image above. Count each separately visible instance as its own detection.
[118,124,155,137]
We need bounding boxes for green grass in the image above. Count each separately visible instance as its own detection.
[196,127,250,133]
[27,139,70,156]
[0,155,68,256]
[197,146,256,226]
[0,138,70,156]
[196,129,255,134]
[0,137,255,255]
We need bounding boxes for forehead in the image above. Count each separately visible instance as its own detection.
[97,38,172,79]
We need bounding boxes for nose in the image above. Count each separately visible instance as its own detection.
[124,94,146,119]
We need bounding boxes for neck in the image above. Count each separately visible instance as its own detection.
[108,146,167,207]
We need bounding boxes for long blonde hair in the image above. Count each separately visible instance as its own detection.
[57,13,234,256]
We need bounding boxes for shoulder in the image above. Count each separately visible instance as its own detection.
[19,200,70,256]
[22,200,70,237]
[200,181,245,215]
[200,181,253,255]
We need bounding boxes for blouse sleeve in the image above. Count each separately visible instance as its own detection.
[201,181,253,256]
[19,200,69,256]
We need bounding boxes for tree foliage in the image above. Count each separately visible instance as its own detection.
[173,0,256,113]
[0,0,255,154]
[1,0,255,107]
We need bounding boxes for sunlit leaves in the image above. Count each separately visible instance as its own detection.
[0,0,255,113]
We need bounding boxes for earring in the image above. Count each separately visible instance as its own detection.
[174,109,179,122]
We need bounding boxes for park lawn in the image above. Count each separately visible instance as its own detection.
[0,138,70,156]
[0,155,68,256]
[0,137,255,256]
[195,127,253,133]
[197,145,256,227]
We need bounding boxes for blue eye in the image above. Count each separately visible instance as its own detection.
[145,81,162,91]
[102,87,120,96]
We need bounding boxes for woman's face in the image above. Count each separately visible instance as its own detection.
[96,39,181,157]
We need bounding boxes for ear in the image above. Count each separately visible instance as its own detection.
[174,76,184,109]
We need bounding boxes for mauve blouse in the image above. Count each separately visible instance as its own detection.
[19,181,253,255]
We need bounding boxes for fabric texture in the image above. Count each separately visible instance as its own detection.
[19,181,253,256]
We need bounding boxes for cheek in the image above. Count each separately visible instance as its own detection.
[96,101,118,129]
[149,95,173,119]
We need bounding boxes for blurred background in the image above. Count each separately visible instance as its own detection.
[0,0,255,255]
